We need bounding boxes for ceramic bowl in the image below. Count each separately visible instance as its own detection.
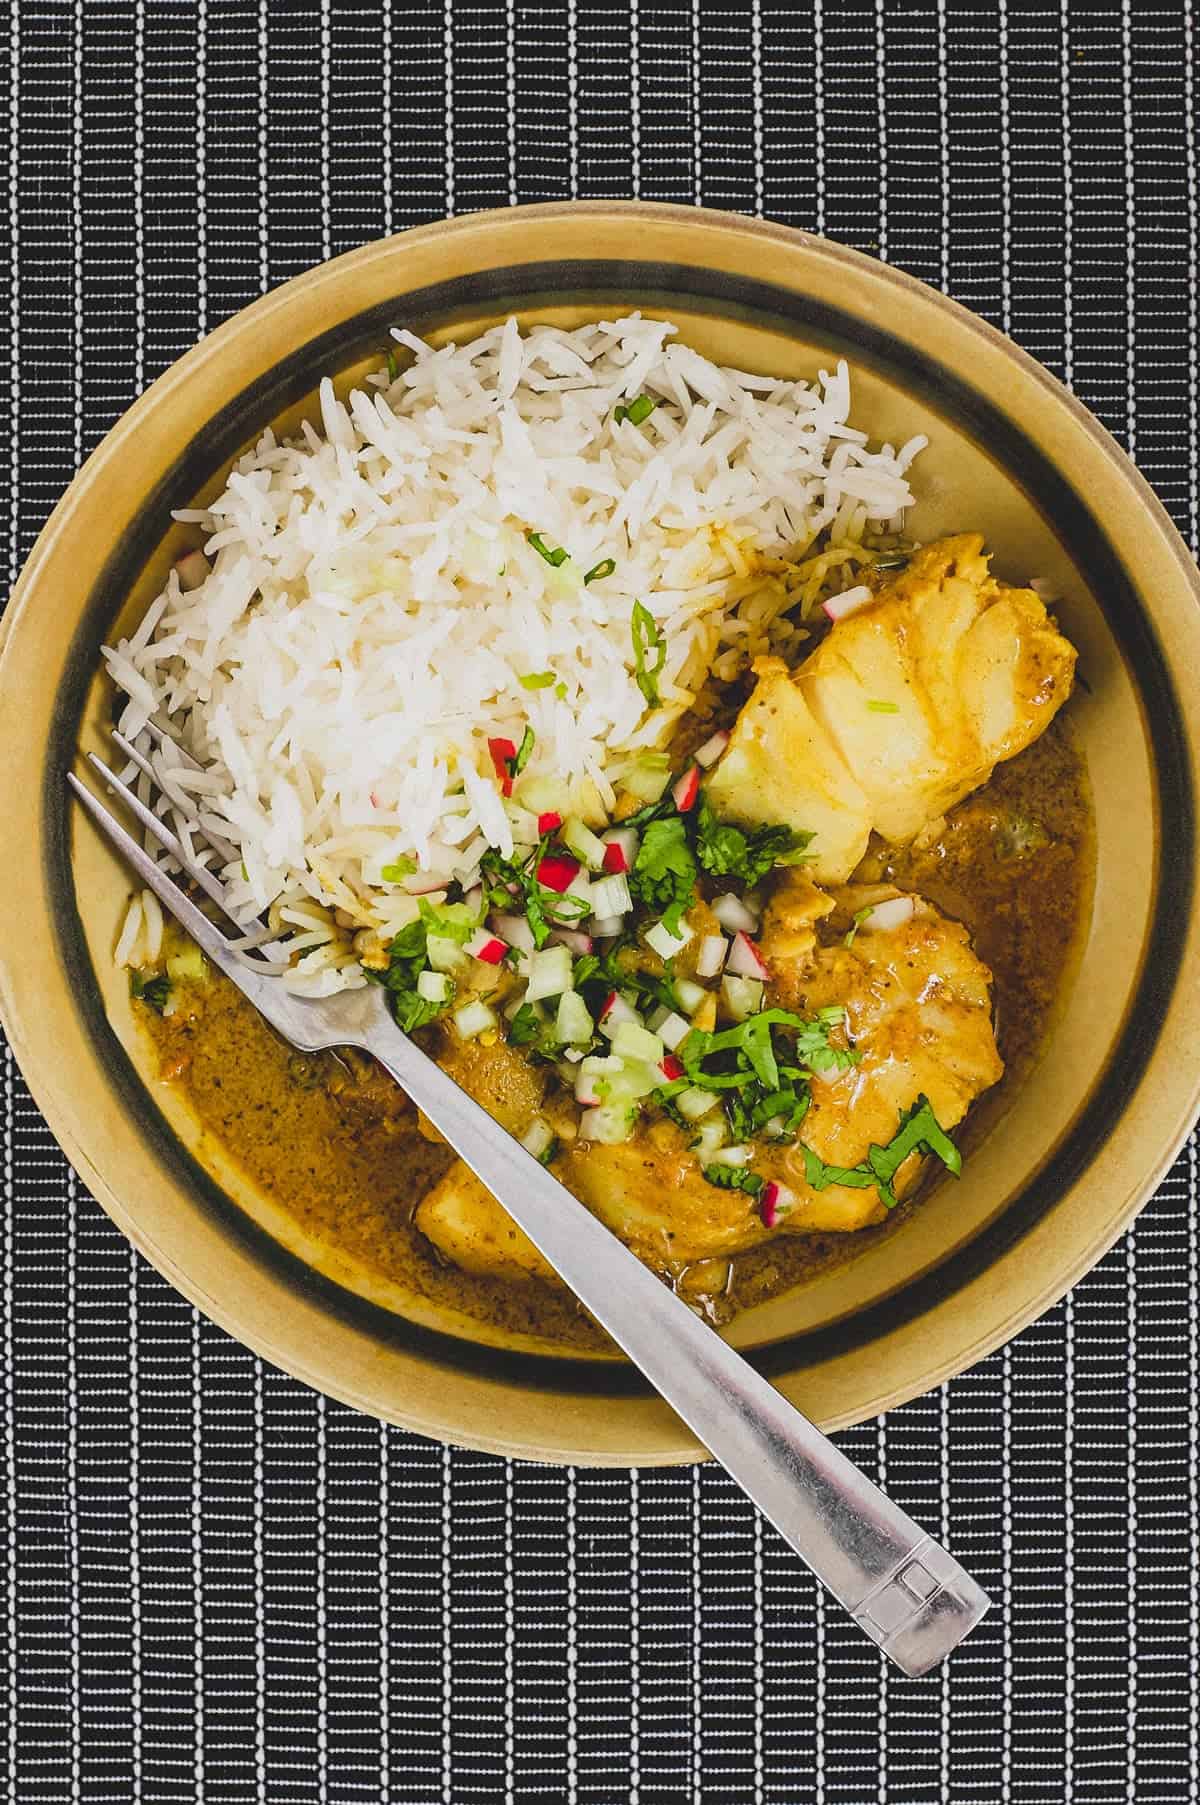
[2,202,1198,1464]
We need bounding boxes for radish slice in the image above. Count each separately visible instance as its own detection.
[491,913,536,954]
[537,810,563,834]
[487,736,517,796]
[693,729,729,768]
[672,765,700,812]
[695,934,728,978]
[601,827,639,874]
[537,853,581,894]
[464,928,507,965]
[725,931,771,980]
[711,891,758,934]
[597,991,641,1035]
[760,1180,794,1229]
[174,549,211,591]
[859,895,916,933]
[822,584,873,622]
[548,928,594,957]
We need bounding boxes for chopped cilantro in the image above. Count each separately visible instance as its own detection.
[694,795,813,885]
[376,917,452,1033]
[800,1095,961,1210]
[130,971,171,1014]
[519,670,556,691]
[844,903,873,948]
[479,837,591,951]
[380,855,418,881]
[628,815,696,936]
[702,1163,764,1197]
[631,601,666,709]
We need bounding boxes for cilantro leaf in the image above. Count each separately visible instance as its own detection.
[702,1163,764,1197]
[694,795,814,886]
[800,1094,961,1210]
[377,915,455,1033]
[629,815,696,936]
[130,971,171,1014]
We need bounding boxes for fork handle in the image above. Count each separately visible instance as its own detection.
[365,1019,988,1676]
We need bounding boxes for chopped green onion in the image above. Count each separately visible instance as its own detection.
[519,671,556,691]
[702,1162,763,1197]
[843,903,873,948]
[386,347,398,381]
[381,856,418,881]
[130,971,171,1014]
[615,395,656,427]
[584,557,616,585]
[631,601,666,709]
[554,681,568,700]
[866,699,900,714]
[513,725,535,774]
[527,530,569,568]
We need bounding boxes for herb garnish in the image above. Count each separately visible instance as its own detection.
[130,971,171,1014]
[615,395,656,426]
[801,1095,961,1211]
[527,531,569,568]
[843,903,873,948]
[584,557,616,585]
[380,855,418,881]
[519,671,556,691]
[693,795,813,886]
[628,815,696,936]
[631,601,666,709]
[479,836,592,950]
[386,347,398,381]
[513,725,535,774]
[702,1164,764,1197]
[375,914,454,1032]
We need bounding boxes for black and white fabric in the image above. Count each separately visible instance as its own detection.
[2,4,1198,1800]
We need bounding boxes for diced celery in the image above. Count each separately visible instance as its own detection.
[621,751,671,803]
[675,977,707,1015]
[427,933,468,973]
[583,1103,637,1145]
[656,1011,691,1050]
[454,999,497,1039]
[644,918,693,961]
[520,1117,556,1161]
[721,975,763,1020]
[676,1086,719,1122]
[416,969,451,1004]
[555,989,593,1045]
[690,1116,729,1156]
[589,872,632,918]
[611,1021,665,1066]
[165,942,208,985]
[562,816,608,871]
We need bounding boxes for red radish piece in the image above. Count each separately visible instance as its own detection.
[548,928,594,957]
[693,729,730,769]
[601,827,638,874]
[858,895,916,933]
[537,811,563,835]
[487,736,517,797]
[491,913,536,954]
[659,1054,685,1081]
[726,931,771,981]
[671,765,700,812]
[174,549,211,592]
[598,991,639,1031]
[370,790,382,810]
[711,891,758,935]
[760,1182,780,1229]
[464,929,507,965]
[536,853,580,894]
[821,584,873,623]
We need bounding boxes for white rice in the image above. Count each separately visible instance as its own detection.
[104,314,924,994]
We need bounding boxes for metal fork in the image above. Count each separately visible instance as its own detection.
[69,744,989,1677]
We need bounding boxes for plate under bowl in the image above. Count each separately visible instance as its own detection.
[2,203,1199,1464]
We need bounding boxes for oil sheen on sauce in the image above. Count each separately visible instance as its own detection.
[142,716,1095,1356]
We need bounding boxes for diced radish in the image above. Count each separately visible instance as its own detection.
[726,931,771,980]
[711,891,758,934]
[454,999,497,1039]
[416,969,450,1004]
[555,990,593,1046]
[676,1086,719,1122]
[759,1181,794,1229]
[656,1011,691,1051]
[174,549,211,591]
[464,928,507,965]
[672,764,700,812]
[520,1117,556,1162]
[525,944,574,1002]
[612,1022,665,1066]
[601,827,639,874]
[597,991,641,1036]
[822,583,873,622]
[548,928,594,957]
[644,917,693,961]
[659,1053,685,1081]
[591,915,624,939]
[693,729,729,768]
[589,872,632,918]
[491,913,536,954]
[858,895,916,933]
[575,1055,622,1106]
[537,810,563,835]
[537,853,581,894]
[707,1144,752,1167]
[674,977,707,1015]
[695,934,728,978]
[487,736,517,796]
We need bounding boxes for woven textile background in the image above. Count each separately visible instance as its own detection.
[2,3,1198,1800]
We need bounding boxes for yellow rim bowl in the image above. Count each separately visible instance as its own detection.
[2,203,1199,1465]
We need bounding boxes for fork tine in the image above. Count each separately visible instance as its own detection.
[68,772,252,985]
[110,729,239,865]
[84,751,233,916]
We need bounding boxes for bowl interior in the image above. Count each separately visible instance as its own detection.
[3,207,1197,1462]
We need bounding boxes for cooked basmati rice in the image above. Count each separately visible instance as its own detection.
[104,314,924,994]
